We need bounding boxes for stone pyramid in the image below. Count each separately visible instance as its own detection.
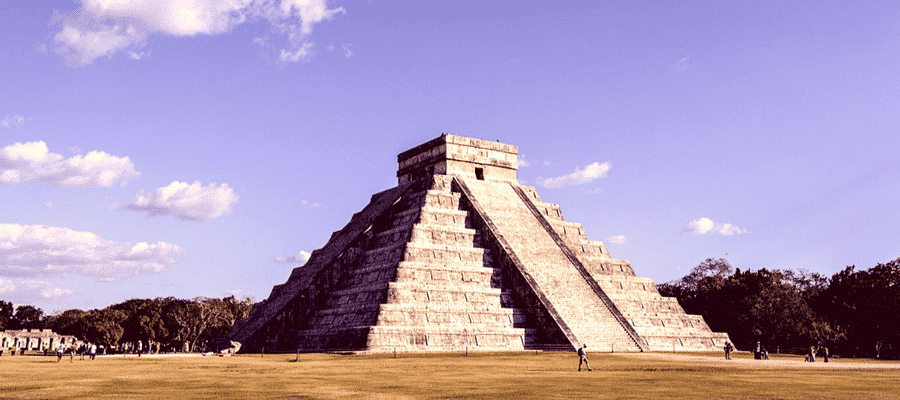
[229,135,730,353]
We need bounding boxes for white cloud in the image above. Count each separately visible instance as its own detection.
[682,217,748,235]
[43,201,53,208]
[114,181,239,222]
[0,224,184,279]
[539,161,611,189]
[128,50,150,60]
[0,277,14,294]
[717,223,748,235]
[275,250,311,264]
[1,115,25,128]
[280,41,315,62]
[341,43,353,58]
[301,200,319,209]
[17,280,75,300]
[0,279,75,303]
[0,141,139,187]
[517,154,530,168]
[51,0,345,67]
[606,235,627,245]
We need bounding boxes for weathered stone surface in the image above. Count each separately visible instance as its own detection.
[0,329,81,352]
[229,134,730,353]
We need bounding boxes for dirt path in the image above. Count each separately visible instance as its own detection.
[618,352,900,370]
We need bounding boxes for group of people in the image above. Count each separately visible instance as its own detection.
[723,341,830,363]
[59,343,99,362]
[805,346,829,362]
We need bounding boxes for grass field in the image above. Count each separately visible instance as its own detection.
[2,351,898,399]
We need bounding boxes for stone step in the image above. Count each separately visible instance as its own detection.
[366,325,526,350]
[460,178,640,349]
[402,244,489,263]
[379,302,520,315]
[394,268,496,286]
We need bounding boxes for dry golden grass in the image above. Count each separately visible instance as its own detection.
[1,351,898,399]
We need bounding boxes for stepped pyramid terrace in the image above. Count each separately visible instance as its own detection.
[229,134,730,353]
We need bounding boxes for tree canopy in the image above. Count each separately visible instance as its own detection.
[3,296,253,353]
[659,257,900,358]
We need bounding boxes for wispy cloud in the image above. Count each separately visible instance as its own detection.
[114,181,239,222]
[0,278,75,302]
[42,201,53,208]
[301,200,319,209]
[51,0,345,67]
[0,224,184,279]
[606,235,627,244]
[0,277,14,294]
[1,114,25,128]
[539,161,611,189]
[275,250,311,264]
[17,280,75,300]
[682,217,748,235]
[517,154,531,168]
[341,43,354,58]
[0,141,139,187]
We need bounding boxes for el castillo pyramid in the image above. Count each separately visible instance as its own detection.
[229,134,730,353]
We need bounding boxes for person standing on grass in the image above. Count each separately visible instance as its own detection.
[90,344,97,361]
[577,344,592,372]
[724,342,734,360]
[56,343,64,362]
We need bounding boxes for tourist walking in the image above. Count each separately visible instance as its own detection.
[89,344,97,361]
[56,343,64,362]
[724,341,734,360]
[577,344,592,372]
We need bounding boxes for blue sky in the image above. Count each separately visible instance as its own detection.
[2,0,899,313]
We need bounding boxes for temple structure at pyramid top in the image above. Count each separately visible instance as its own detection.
[397,134,519,184]
[229,134,729,353]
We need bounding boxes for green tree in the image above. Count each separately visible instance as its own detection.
[83,308,127,348]
[46,309,89,338]
[0,300,13,330]
[658,258,733,317]
[659,259,825,353]
[715,268,819,351]
[822,259,900,358]
[13,305,44,329]
[111,299,167,347]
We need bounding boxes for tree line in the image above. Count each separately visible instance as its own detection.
[0,296,252,353]
[658,257,900,359]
